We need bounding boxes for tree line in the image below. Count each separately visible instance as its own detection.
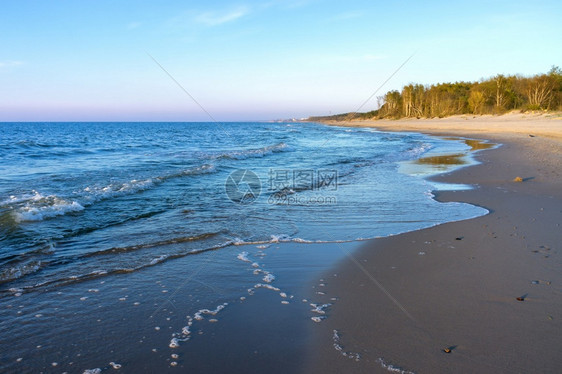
[310,66,562,121]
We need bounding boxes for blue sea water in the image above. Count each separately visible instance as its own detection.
[0,122,486,295]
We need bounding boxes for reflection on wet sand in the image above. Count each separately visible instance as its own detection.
[441,138,496,151]
[416,153,467,166]
[463,139,495,150]
[403,138,497,183]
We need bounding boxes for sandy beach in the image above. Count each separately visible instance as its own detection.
[306,113,562,373]
[1,115,560,373]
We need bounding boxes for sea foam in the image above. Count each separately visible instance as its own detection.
[13,194,84,222]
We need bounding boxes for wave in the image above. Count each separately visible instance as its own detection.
[14,140,56,148]
[204,142,289,160]
[321,143,432,179]
[0,260,42,282]
[1,191,85,223]
[0,194,488,295]
[1,164,217,224]
[0,237,236,295]
[231,234,353,246]
[59,209,166,240]
[7,193,84,223]
[155,163,216,182]
[1,191,45,206]
[81,232,220,258]
[403,142,433,159]
[82,179,155,200]
[82,164,216,201]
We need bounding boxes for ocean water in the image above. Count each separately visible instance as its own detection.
[0,122,492,371]
[0,122,487,295]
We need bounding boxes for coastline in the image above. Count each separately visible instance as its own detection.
[305,115,562,373]
[2,117,561,373]
[319,112,562,140]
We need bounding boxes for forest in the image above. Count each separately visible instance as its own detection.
[310,66,562,121]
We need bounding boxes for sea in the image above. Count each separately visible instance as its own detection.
[0,122,488,372]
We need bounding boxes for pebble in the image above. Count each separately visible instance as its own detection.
[109,362,122,369]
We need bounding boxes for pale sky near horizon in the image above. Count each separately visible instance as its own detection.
[1,0,561,121]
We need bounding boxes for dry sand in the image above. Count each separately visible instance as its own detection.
[305,114,562,373]
[321,111,562,140]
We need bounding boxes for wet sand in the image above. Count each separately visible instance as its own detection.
[306,116,562,373]
[1,238,364,373]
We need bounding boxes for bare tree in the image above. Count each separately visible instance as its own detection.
[526,75,555,109]
[495,74,506,110]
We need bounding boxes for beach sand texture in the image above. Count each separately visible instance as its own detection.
[322,111,562,139]
[306,114,562,373]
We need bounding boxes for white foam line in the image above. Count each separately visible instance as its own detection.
[82,369,102,374]
[193,302,228,321]
[236,251,251,262]
[376,358,416,374]
[253,283,281,292]
[332,330,360,361]
[310,303,331,314]
[262,273,275,283]
[169,303,228,348]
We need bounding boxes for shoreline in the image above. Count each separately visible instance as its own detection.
[1,122,487,373]
[305,116,562,373]
[318,112,562,140]
[2,117,560,372]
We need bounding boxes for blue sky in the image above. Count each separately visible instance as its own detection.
[1,0,561,121]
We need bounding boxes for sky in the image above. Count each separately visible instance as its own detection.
[1,0,561,121]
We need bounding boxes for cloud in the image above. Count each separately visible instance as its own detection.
[0,60,24,68]
[195,7,249,26]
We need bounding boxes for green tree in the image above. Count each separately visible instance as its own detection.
[468,89,486,114]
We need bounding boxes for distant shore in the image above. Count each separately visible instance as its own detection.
[316,111,562,139]
[305,114,562,372]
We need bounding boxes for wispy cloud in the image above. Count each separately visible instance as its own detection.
[0,60,24,68]
[195,7,250,26]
